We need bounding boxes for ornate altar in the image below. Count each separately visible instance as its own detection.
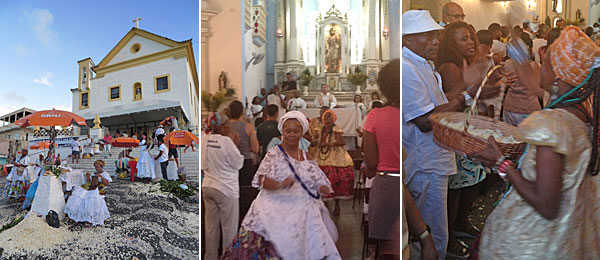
[315,5,351,91]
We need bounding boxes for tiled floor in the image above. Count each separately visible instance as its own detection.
[327,198,368,260]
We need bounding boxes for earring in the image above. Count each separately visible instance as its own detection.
[550,81,559,101]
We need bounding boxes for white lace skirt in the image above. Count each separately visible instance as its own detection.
[242,191,341,260]
[64,186,110,226]
[136,151,155,179]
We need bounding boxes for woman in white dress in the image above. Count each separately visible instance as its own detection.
[247,96,264,123]
[4,149,31,199]
[64,160,112,226]
[136,136,155,183]
[267,86,286,121]
[222,111,341,260]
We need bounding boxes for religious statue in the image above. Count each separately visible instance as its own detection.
[219,71,227,91]
[325,27,341,73]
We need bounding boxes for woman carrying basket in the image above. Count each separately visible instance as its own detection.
[435,21,508,258]
[469,26,600,259]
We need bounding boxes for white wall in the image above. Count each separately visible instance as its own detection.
[453,0,529,30]
[591,0,600,26]
[568,0,589,25]
[243,29,266,106]
[206,0,243,97]
[108,35,172,66]
[186,59,200,129]
[75,57,194,124]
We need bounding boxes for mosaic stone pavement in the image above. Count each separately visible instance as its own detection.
[0,178,199,260]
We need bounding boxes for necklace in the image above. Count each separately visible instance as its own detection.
[283,145,301,160]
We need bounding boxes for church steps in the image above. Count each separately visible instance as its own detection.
[64,147,199,184]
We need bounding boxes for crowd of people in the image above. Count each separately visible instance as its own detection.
[201,58,400,259]
[2,117,195,228]
[403,3,600,259]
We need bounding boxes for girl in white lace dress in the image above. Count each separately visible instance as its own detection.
[136,137,155,182]
[222,111,341,260]
[64,160,112,226]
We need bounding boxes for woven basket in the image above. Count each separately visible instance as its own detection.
[430,65,525,160]
[430,112,525,160]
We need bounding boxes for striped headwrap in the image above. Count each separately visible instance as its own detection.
[550,26,600,87]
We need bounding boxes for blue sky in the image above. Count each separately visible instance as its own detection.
[0,0,199,118]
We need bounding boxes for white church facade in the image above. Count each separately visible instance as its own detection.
[71,28,200,136]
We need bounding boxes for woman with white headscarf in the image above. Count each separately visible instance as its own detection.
[222,111,341,260]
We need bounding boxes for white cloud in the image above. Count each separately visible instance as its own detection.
[33,72,53,87]
[25,9,57,48]
[4,92,26,103]
[0,105,19,118]
[51,104,72,112]
[11,44,31,57]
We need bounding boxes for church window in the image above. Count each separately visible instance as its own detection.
[80,92,89,108]
[130,43,141,53]
[133,82,142,101]
[109,85,121,101]
[82,67,87,84]
[154,74,170,93]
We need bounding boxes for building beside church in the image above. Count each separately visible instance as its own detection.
[0,107,37,141]
[71,27,200,136]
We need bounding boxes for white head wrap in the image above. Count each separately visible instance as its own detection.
[278,111,309,134]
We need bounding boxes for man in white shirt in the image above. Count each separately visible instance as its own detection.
[489,23,507,60]
[522,20,534,38]
[267,86,286,121]
[201,112,244,260]
[287,90,307,111]
[314,84,337,108]
[402,10,500,260]
[154,136,170,180]
[155,125,165,138]
[154,125,165,150]
[71,139,81,164]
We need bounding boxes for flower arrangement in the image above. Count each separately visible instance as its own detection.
[299,68,314,87]
[201,86,236,112]
[347,67,368,87]
[44,165,61,178]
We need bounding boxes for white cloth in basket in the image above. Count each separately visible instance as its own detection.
[60,169,86,191]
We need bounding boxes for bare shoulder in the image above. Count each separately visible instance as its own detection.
[438,62,460,76]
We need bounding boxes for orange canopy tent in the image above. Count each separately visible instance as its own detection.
[164,130,199,146]
[111,137,140,148]
[15,109,86,127]
[30,141,57,150]
[15,109,87,168]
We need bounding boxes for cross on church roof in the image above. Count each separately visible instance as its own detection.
[132,17,142,28]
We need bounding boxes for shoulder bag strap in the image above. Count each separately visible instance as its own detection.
[277,145,319,199]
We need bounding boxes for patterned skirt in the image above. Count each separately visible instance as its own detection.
[320,166,354,200]
[221,227,282,260]
[4,180,26,199]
